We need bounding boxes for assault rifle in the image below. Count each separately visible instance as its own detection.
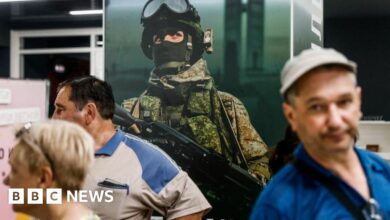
[113,104,262,219]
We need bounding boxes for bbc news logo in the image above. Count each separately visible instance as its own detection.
[9,188,114,204]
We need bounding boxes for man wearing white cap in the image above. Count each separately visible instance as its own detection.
[250,48,390,219]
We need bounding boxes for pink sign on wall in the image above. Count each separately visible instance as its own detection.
[0,79,49,219]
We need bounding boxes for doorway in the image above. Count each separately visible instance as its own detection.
[10,28,103,115]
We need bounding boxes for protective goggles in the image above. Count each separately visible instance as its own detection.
[142,0,190,19]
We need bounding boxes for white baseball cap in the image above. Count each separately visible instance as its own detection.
[280,48,357,96]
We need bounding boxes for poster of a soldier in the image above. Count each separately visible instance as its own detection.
[113,0,271,219]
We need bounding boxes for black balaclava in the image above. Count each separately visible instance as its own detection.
[151,27,190,75]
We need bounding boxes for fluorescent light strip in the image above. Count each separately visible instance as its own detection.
[69,10,103,15]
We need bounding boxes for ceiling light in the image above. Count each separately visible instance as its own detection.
[69,10,103,16]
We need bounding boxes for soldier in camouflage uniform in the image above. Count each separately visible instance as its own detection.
[122,0,270,185]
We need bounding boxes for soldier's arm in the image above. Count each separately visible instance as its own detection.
[120,97,143,133]
[122,97,139,115]
[218,91,271,182]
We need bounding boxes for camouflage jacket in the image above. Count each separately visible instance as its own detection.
[122,59,270,184]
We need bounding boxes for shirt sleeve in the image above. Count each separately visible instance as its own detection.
[162,171,212,220]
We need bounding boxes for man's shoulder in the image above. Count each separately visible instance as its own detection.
[121,133,181,193]
[252,164,321,218]
[262,165,298,191]
[122,133,178,167]
[257,164,306,207]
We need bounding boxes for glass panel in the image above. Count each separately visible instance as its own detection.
[24,53,90,116]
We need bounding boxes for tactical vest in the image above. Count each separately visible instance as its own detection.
[128,78,238,162]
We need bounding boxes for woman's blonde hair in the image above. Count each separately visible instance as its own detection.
[11,120,95,191]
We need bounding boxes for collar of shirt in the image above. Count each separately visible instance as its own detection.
[95,129,125,156]
[293,144,384,177]
[293,144,385,205]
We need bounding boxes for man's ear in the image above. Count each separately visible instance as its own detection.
[84,103,97,125]
[39,166,54,189]
[283,102,298,132]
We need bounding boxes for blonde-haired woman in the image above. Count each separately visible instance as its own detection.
[3,120,100,220]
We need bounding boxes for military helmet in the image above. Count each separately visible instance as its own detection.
[140,0,204,63]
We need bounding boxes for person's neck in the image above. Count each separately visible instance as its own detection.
[305,144,370,199]
[305,144,357,173]
[88,119,116,151]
